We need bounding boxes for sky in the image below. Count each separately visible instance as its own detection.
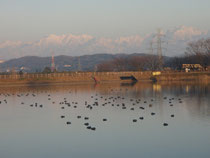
[1,0,210,42]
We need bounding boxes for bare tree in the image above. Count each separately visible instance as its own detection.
[97,56,157,72]
[97,61,114,72]
[127,56,146,71]
[144,55,159,70]
[185,38,210,68]
[112,57,128,71]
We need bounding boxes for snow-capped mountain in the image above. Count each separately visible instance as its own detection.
[0,26,209,60]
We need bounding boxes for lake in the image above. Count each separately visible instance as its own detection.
[0,82,209,158]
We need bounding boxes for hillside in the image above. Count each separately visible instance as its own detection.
[0,53,152,72]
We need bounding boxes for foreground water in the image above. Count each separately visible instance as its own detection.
[0,82,209,158]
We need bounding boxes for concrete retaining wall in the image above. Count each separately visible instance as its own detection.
[156,72,210,82]
[0,71,209,85]
[0,71,153,84]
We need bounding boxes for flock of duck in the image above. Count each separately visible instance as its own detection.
[0,88,183,132]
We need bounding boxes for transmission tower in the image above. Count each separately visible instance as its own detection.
[148,29,167,70]
[156,28,164,70]
[149,41,154,55]
[51,54,55,72]
[149,41,156,70]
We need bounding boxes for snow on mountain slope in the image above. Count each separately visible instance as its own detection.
[0,26,209,59]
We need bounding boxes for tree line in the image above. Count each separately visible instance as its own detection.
[97,55,160,72]
[97,38,210,72]
[166,38,210,70]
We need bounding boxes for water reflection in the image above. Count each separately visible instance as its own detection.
[0,82,209,158]
[120,81,137,87]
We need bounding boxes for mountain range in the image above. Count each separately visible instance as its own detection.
[0,53,156,72]
[0,26,209,60]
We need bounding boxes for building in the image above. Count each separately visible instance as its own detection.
[182,64,203,72]
[207,66,210,71]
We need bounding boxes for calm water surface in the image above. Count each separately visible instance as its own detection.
[0,82,209,158]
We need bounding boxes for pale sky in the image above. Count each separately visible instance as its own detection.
[0,0,210,42]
